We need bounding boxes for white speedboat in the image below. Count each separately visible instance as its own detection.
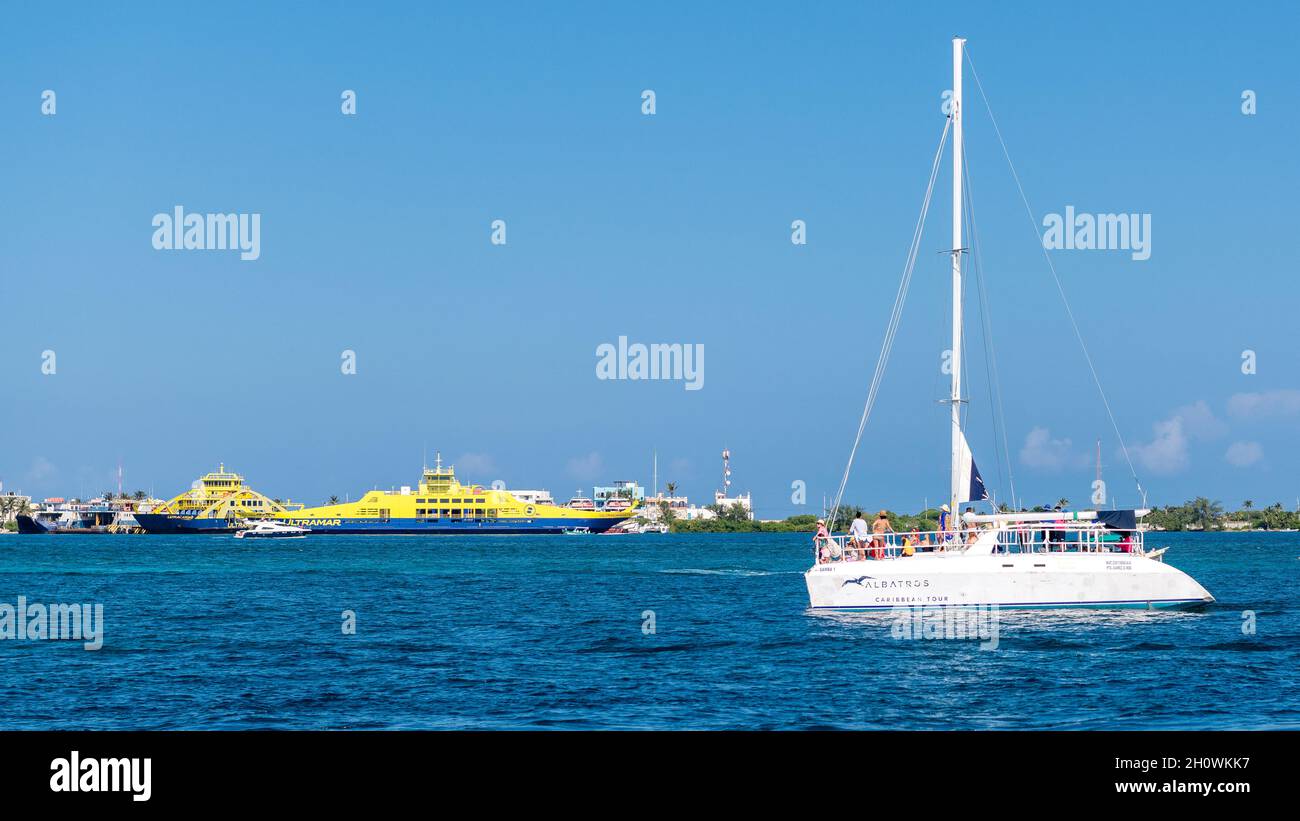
[806,37,1213,612]
[235,520,310,539]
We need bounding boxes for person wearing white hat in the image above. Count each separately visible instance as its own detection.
[938,503,952,538]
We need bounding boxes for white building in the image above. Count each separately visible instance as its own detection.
[712,489,753,519]
[641,494,690,520]
[640,493,730,522]
[509,489,555,506]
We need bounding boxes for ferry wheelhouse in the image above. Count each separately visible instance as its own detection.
[271,456,634,534]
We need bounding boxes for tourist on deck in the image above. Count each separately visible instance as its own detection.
[937,503,952,542]
[1048,505,1066,552]
[901,534,917,557]
[871,511,893,559]
[1116,530,1134,554]
[848,511,870,561]
[814,518,832,563]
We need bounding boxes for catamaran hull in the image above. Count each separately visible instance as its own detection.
[805,552,1214,611]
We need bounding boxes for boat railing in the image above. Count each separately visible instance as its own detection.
[994,521,1144,555]
[814,530,968,562]
[813,523,1145,563]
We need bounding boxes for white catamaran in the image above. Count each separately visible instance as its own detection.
[805,37,1213,612]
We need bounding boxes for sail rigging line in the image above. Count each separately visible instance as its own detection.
[964,50,1147,507]
[828,118,951,530]
[961,137,1018,511]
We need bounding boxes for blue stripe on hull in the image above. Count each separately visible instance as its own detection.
[283,517,625,535]
[812,598,1211,612]
[134,514,237,533]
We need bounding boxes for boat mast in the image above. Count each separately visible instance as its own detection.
[949,36,966,522]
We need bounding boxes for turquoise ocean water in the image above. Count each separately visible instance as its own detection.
[0,531,1295,729]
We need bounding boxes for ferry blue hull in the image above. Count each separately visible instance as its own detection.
[135,514,626,535]
[16,513,117,534]
[134,514,239,534]
[277,517,628,535]
[15,515,53,534]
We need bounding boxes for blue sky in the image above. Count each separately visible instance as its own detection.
[2,1,1297,515]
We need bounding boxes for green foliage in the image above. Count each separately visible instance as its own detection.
[668,498,1300,534]
[670,506,943,534]
[0,495,32,522]
[1147,497,1298,531]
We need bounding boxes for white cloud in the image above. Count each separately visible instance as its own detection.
[25,456,57,484]
[1224,441,1263,468]
[1171,400,1227,440]
[1126,401,1226,476]
[1227,389,1300,419]
[1132,416,1189,474]
[566,452,604,481]
[1019,427,1087,471]
[453,452,496,477]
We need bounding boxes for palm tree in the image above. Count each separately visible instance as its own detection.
[1189,497,1224,531]
[133,490,146,501]
[328,495,340,505]
[1056,498,1070,509]
[657,500,678,525]
[665,482,678,497]
[1,495,33,524]
[1243,500,1253,510]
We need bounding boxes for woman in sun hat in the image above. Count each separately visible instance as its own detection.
[813,518,836,563]
[871,510,893,559]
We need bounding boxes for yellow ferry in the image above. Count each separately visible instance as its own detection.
[134,465,300,533]
[270,455,635,534]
